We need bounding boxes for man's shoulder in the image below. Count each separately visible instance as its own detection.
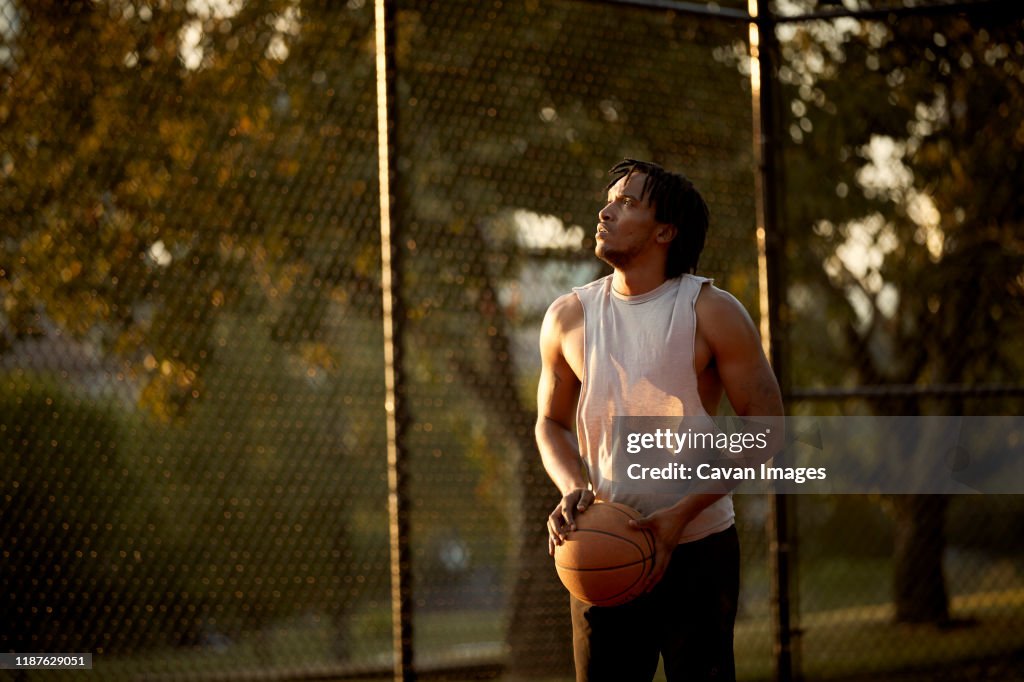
[694,283,760,343]
[695,283,749,315]
[544,290,584,329]
[546,274,611,322]
[539,290,585,358]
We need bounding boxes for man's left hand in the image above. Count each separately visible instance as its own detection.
[629,507,691,594]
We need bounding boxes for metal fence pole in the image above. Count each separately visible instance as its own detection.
[374,0,415,679]
[748,1,798,680]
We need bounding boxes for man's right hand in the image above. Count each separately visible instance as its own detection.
[547,488,595,556]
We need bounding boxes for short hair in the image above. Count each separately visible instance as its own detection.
[606,159,710,278]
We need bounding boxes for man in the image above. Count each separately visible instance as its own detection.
[535,159,784,681]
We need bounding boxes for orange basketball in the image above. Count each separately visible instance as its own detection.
[553,500,655,607]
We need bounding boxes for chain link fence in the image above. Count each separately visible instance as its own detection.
[1,0,1022,680]
[774,2,1024,679]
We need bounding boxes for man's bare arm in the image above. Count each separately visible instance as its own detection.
[665,286,784,508]
[535,293,593,555]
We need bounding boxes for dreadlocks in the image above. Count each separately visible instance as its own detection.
[606,158,710,278]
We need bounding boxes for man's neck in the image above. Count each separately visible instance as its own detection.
[611,268,670,297]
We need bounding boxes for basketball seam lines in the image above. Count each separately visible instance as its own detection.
[554,559,647,572]
[563,527,645,554]
[600,503,655,555]
[555,502,657,605]
[554,527,650,572]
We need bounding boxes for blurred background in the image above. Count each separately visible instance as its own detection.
[1,0,1022,680]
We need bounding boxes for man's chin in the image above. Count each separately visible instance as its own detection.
[595,244,626,269]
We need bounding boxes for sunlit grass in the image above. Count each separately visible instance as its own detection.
[26,576,1024,681]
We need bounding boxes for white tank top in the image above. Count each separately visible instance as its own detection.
[573,274,735,543]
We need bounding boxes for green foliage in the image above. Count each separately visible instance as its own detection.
[139,307,391,634]
[775,11,1024,399]
[1,0,380,418]
[0,373,170,653]
[0,0,879,669]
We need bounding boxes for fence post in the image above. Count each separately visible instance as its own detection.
[374,0,415,679]
[748,1,798,680]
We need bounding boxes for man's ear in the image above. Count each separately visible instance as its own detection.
[656,223,677,244]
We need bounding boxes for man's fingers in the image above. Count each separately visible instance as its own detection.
[562,505,577,530]
[548,491,593,554]
[548,516,561,541]
[549,510,570,543]
[643,558,668,593]
[628,516,652,529]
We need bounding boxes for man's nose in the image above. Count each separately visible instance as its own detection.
[599,203,613,222]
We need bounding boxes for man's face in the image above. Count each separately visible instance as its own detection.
[595,172,663,270]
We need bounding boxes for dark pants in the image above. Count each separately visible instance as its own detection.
[570,525,740,682]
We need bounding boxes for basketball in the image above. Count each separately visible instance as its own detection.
[553,500,655,607]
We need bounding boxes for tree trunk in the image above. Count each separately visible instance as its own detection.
[848,335,953,627]
[454,243,575,678]
[891,495,950,624]
[453,350,574,678]
[504,430,576,679]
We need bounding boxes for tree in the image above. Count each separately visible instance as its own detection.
[1,0,761,671]
[0,375,176,653]
[1,0,388,656]
[760,4,1024,623]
